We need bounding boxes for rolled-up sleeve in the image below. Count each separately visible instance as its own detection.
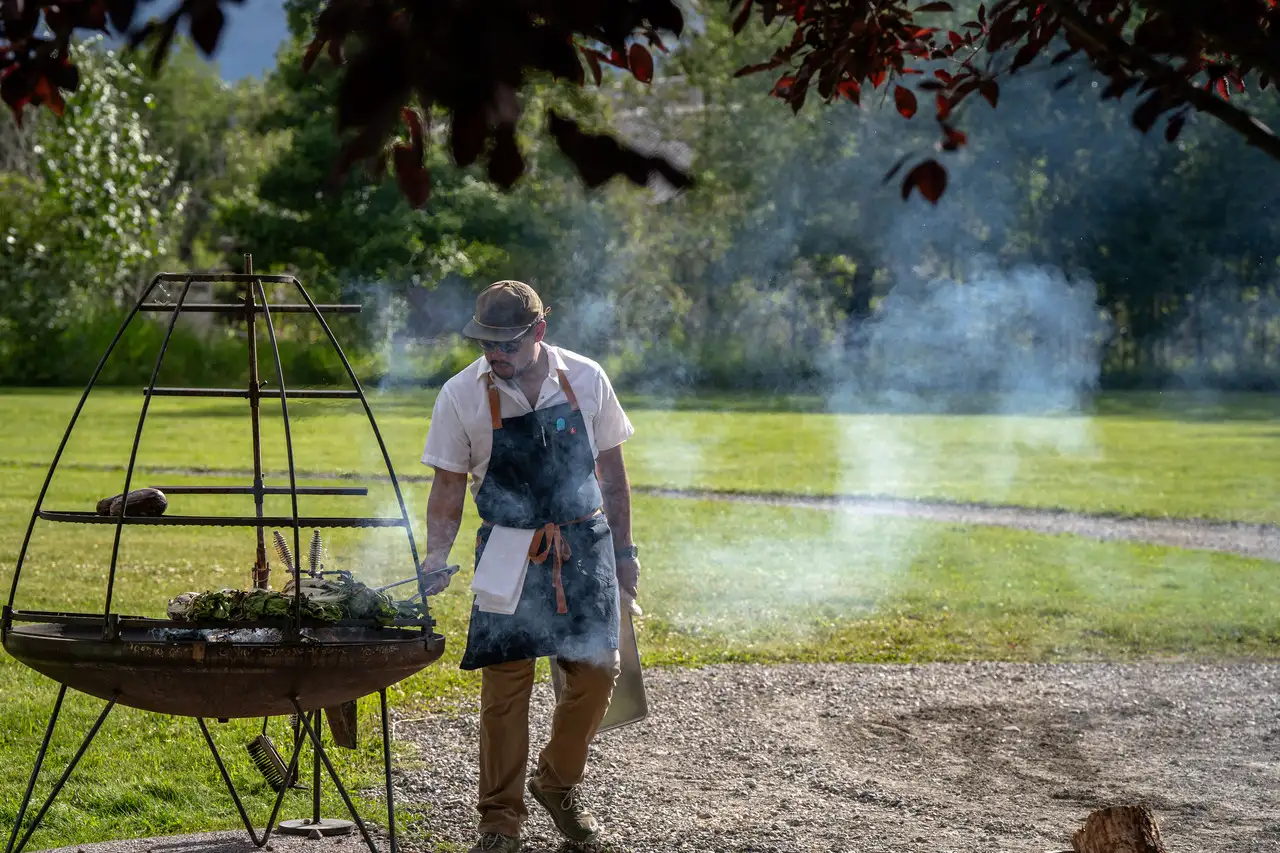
[421,388,471,473]
[592,370,634,452]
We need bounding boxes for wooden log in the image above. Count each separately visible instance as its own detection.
[96,488,168,517]
[1072,804,1167,853]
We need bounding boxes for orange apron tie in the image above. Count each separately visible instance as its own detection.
[528,523,572,615]
[482,508,601,615]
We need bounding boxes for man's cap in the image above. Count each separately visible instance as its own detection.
[462,280,548,341]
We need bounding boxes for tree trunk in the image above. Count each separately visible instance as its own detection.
[1193,290,1205,373]
[1072,805,1167,853]
[844,265,874,324]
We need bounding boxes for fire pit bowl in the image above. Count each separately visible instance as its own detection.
[3,619,446,719]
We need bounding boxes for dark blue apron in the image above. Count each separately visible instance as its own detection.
[458,368,620,671]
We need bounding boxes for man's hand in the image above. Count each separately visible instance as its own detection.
[615,556,639,599]
[418,560,457,596]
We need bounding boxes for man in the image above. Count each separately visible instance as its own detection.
[418,280,641,853]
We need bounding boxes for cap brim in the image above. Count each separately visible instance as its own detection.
[462,319,534,342]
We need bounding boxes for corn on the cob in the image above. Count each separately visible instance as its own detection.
[308,530,323,576]
[273,530,294,569]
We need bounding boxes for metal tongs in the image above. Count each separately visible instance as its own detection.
[375,565,459,601]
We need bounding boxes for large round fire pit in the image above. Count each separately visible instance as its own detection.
[4,263,446,853]
[3,621,445,719]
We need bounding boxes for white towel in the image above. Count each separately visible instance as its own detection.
[471,525,537,614]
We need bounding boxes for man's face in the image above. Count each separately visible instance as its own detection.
[483,320,545,380]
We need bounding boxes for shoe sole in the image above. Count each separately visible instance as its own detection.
[527,781,600,844]
[469,837,520,853]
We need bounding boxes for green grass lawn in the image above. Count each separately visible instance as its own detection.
[1,388,1279,849]
[5,387,1280,522]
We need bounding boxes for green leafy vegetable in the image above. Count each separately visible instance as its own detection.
[169,576,412,627]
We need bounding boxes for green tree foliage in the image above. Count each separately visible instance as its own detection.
[0,42,188,383]
[3,3,1280,391]
[117,39,284,267]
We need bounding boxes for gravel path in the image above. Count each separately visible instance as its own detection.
[33,662,1280,853]
[639,487,1280,562]
[15,461,1280,562]
[396,661,1280,853]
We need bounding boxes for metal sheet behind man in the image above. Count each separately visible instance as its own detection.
[549,596,647,733]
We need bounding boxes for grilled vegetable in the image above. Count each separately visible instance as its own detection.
[283,576,345,604]
[308,530,324,577]
[171,551,408,627]
[167,592,199,620]
[272,531,294,570]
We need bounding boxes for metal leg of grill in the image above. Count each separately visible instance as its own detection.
[380,690,397,853]
[196,716,306,848]
[7,691,116,853]
[290,698,382,853]
[312,712,323,824]
[4,685,67,853]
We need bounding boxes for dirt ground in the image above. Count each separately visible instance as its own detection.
[34,662,1280,853]
[25,473,1280,853]
[396,661,1280,853]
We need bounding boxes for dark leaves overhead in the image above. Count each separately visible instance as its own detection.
[901,158,947,204]
[10,0,1280,209]
[488,124,526,189]
[894,85,918,119]
[548,111,694,191]
[187,0,224,57]
[4,0,691,208]
[392,107,431,207]
[297,0,690,206]
[629,43,655,84]
[730,0,1280,203]
[106,0,137,33]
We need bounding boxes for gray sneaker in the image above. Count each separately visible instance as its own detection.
[469,832,520,853]
[527,779,601,843]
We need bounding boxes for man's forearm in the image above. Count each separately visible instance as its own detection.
[597,447,632,552]
[424,468,468,567]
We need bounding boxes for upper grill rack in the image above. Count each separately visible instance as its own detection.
[6,257,431,639]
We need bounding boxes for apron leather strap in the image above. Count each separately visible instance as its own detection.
[486,366,577,427]
[557,369,579,411]
[485,374,502,430]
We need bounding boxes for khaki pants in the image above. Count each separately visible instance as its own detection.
[477,653,621,837]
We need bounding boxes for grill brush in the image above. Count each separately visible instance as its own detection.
[247,719,306,792]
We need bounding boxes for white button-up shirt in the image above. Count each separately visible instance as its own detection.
[421,345,635,498]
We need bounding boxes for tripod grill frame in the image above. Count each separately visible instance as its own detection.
[2,259,439,853]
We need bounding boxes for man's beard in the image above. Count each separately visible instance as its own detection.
[493,345,541,379]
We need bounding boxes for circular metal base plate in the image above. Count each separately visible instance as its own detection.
[278,818,356,838]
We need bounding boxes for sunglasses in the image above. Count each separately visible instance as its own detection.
[476,328,532,354]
